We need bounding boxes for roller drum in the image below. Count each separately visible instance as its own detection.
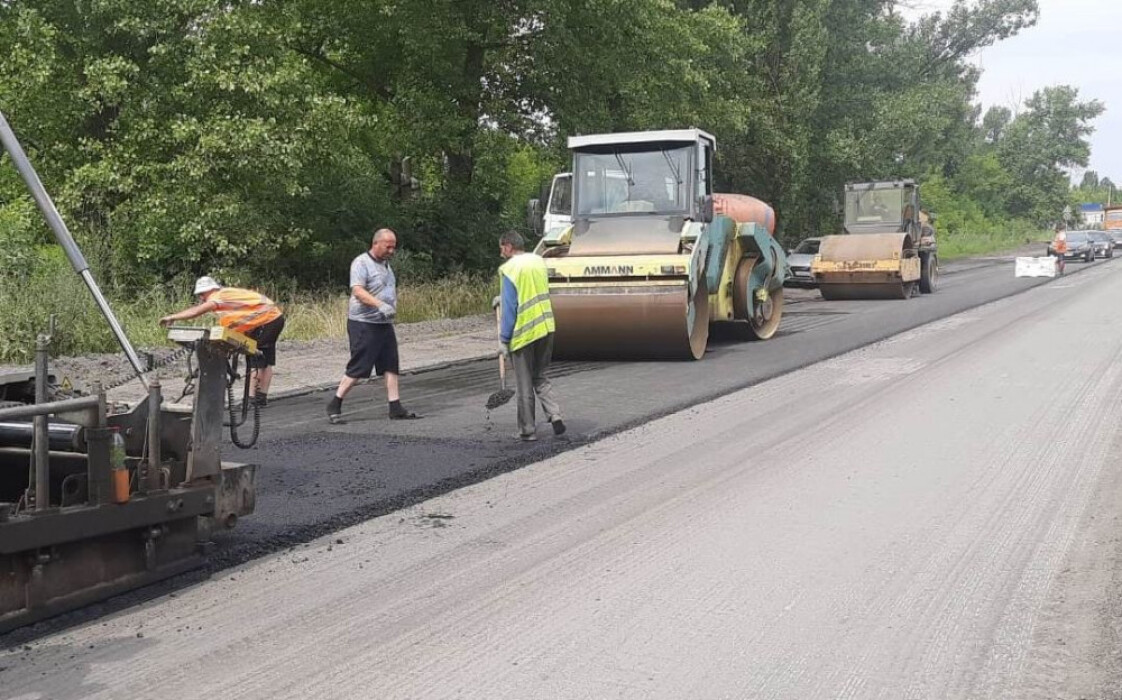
[818,233,913,263]
[551,281,708,360]
[816,233,918,300]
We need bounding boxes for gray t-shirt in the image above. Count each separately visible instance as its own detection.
[348,252,397,324]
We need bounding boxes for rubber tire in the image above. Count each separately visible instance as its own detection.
[919,254,938,294]
[747,286,784,340]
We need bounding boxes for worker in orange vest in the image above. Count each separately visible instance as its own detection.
[160,276,286,406]
[1052,225,1068,254]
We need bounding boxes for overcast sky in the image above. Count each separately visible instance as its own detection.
[903,0,1122,183]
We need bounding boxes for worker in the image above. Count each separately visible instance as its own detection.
[326,228,420,424]
[159,277,286,406]
[1051,225,1068,272]
[497,230,565,441]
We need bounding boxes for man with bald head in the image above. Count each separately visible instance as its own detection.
[327,228,420,423]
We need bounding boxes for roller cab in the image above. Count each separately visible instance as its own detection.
[535,129,788,360]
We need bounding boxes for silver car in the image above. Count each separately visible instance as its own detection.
[784,237,821,288]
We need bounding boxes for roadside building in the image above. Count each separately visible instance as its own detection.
[1081,203,1105,228]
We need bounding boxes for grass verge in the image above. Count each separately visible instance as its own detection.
[936,228,1051,261]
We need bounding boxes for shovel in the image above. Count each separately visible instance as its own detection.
[486,305,515,409]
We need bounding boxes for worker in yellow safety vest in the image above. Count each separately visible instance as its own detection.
[159,276,286,406]
[496,231,565,441]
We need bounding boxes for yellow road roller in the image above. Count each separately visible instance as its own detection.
[812,180,938,300]
[533,129,789,360]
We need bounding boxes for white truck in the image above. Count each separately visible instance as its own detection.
[528,173,572,236]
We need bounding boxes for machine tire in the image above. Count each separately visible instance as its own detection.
[747,286,784,340]
[919,253,938,294]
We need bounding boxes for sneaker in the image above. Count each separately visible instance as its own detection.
[326,397,343,424]
[253,393,268,408]
[551,419,566,436]
[389,406,421,420]
[516,433,538,442]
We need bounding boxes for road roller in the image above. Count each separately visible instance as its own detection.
[534,128,789,360]
[811,180,938,300]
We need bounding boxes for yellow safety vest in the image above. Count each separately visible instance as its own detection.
[500,253,555,352]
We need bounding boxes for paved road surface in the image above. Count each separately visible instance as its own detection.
[4,258,1122,698]
[207,253,1107,570]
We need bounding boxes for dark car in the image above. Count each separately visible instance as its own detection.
[784,237,821,288]
[1047,231,1095,262]
[1088,230,1114,258]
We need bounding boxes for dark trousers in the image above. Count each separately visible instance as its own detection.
[510,333,562,436]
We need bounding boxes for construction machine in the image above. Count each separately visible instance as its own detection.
[534,129,788,359]
[811,180,938,300]
[0,111,258,634]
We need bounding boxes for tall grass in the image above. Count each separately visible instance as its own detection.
[936,227,1051,261]
[0,258,496,364]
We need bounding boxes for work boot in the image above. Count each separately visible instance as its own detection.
[326,396,344,424]
[388,400,420,420]
[551,419,566,436]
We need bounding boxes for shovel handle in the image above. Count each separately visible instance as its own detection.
[495,306,507,390]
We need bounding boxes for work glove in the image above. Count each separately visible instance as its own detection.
[498,342,510,358]
[491,295,502,310]
[380,303,396,319]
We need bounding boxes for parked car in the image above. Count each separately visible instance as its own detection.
[1088,230,1115,258]
[1047,230,1095,262]
[784,237,821,288]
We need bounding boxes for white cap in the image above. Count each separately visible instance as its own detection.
[193,276,221,295]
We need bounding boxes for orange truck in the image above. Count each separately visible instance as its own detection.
[1104,205,1122,238]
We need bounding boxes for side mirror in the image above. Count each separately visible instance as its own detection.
[526,198,543,236]
[698,195,714,223]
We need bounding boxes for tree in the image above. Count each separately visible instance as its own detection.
[998,85,1105,222]
[982,106,1012,144]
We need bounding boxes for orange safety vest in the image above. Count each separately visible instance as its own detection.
[1053,232,1067,254]
[210,287,282,333]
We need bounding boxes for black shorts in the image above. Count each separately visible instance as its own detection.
[345,319,400,378]
[246,315,285,369]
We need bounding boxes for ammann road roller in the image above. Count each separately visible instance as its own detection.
[534,129,789,360]
[811,180,938,300]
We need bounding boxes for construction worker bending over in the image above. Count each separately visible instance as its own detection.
[497,230,565,442]
[159,276,286,406]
